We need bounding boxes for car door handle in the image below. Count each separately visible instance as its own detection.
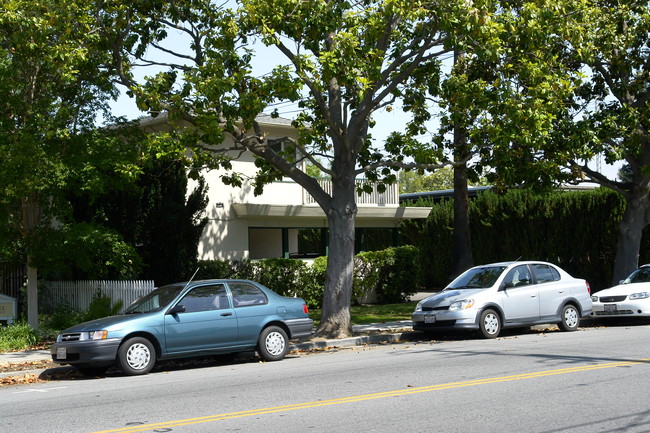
[221,312,233,317]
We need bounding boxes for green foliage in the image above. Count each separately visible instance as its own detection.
[354,246,421,304]
[418,188,626,291]
[399,167,455,194]
[83,289,124,322]
[195,260,232,280]
[39,297,83,331]
[0,322,38,352]
[195,250,418,309]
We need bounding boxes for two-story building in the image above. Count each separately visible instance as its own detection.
[142,113,432,261]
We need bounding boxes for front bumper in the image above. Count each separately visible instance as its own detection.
[591,301,650,317]
[411,309,479,332]
[50,339,121,366]
[285,318,314,339]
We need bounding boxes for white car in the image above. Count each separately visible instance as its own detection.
[412,261,592,338]
[591,265,650,318]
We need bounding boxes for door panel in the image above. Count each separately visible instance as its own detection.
[164,284,238,354]
[500,265,540,322]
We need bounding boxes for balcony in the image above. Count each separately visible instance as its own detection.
[303,178,399,206]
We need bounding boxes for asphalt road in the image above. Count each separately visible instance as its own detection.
[2,324,649,433]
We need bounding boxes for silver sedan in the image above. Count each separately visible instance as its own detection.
[412,261,593,338]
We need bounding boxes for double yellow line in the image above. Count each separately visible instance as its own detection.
[94,358,650,433]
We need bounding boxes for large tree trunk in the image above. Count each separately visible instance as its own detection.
[317,206,356,338]
[452,162,473,278]
[22,194,41,329]
[611,191,650,284]
[26,262,38,328]
[315,159,357,339]
[451,99,473,277]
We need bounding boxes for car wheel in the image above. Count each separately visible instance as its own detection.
[479,309,501,338]
[117,337,156,375]
[257,326,289,362]
[558,304,580,332]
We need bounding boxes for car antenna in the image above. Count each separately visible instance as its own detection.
[183,267,200,289]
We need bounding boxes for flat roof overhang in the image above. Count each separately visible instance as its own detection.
[232,203,431,227]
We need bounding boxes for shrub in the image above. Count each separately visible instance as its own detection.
[354,246,421,304]
[195,260,232,279]
[41,298,84,330]
[83,289,123,322]
[0,322,38,352]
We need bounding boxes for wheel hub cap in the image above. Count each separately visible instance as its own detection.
[265,332,285,356]
[126,343,151,370]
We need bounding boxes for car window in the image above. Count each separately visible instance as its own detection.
[627,267,650,284]
[531,264,560,283]
[504,265,532,288]
[229,282,268,307]
[179,284,228,313]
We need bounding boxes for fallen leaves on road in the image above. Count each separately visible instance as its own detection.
[0,372,44,386]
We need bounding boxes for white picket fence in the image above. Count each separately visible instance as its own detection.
[43,280,156,313]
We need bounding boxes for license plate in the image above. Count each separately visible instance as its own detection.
[604,304,617,312]
[424,314,436,324]
[56,347,67,360]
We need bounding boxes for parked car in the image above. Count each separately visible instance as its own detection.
[591,264,650,318]
[412,261,592,338]
[50,279,314,376]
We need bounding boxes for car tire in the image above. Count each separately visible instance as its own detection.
[117,337,156,375]
[558,304,580,332]
[257,326,289,362]
[479,309,501,338]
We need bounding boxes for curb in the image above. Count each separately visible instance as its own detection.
[1,330,417,379]
[291,330,415,352]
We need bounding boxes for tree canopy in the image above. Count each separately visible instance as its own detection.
[0,0,147,326]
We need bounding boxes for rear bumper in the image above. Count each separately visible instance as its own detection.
[285,318,314,339]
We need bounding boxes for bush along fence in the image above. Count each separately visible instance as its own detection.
[195,245,421,309]
[32,245,421,323]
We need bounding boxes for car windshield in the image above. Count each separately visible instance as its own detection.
[124,284,185,314]
[624,267,650,284]
[447,266,507,290]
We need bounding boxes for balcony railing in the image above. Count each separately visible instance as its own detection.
[303,178,399,205]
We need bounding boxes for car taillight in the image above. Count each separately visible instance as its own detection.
[303,304,309,314]
[586,282,591,294]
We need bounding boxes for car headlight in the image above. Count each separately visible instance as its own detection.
[629,292,650,300]
[449,299,475,310]
[591,295,598,302]
[415,301,424,312]
[88,330,108,340]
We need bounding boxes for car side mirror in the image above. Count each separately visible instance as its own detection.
[168,304,186,315]
[501,282,515,290]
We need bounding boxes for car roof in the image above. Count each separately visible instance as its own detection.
[475,261,553,267]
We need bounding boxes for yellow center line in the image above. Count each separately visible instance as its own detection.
[92,358,650,433]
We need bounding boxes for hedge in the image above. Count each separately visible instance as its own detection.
[196,245,422,308]
[414,188,648,292]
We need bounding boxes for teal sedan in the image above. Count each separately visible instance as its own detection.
[50,279,314,376]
